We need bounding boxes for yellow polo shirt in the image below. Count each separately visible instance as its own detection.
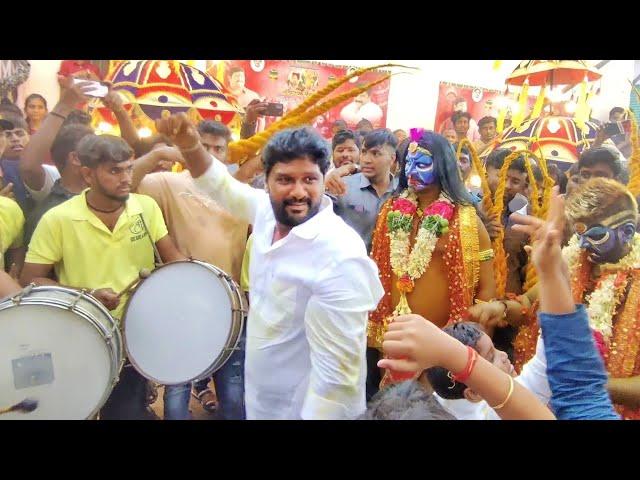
[0,196,25,271]
[26,191,168,320]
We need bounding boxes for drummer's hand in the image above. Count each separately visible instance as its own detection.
[155,112,200,150]
[92,288,119,311]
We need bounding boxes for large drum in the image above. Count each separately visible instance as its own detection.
[123,260,246,385]
[0,286,123,420]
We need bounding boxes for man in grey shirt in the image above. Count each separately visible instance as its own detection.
[327,128,398,254]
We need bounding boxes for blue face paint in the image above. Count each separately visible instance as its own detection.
[578,222,636,264]
[405,150,437,192]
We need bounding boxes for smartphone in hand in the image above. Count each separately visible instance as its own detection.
[73,78,109,98]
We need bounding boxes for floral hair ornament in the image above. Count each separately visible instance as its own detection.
[407,127,432,156]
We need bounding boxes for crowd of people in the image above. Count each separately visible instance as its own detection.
[0,64,638,420]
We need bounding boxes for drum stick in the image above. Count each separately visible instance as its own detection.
[116,268,152,299]
[0,398,38,415]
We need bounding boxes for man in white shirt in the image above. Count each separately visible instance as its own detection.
[155,113,384,420]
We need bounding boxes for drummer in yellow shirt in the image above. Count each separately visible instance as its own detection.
[21,134,184,420]
[0,195,26,277]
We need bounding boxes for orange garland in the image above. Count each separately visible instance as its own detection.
[368,201,472,349]
[492,150,553,371]
[570,254,640,420]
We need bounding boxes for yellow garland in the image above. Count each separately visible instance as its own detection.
[511,80,529,129]
[279,63,413,123]
[227,73,393,165]
[455,138,493,215]
[530,83,547,119]
[627,101,640,197]
[491,149,553,296]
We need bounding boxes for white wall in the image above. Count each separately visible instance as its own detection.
[17,60,62,112]
[15,60,635,127]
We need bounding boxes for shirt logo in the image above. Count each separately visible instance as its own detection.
[129,217,147,242]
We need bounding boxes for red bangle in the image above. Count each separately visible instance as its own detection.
[451,346,478,383]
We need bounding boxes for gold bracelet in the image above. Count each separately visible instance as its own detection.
[179,142,201,153]
[490,375,514,410]
[478,248,495,262]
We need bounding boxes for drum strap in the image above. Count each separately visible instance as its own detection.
[138,213,163,267]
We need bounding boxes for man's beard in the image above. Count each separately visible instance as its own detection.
[95,179,130,203]
[270,196,321,227]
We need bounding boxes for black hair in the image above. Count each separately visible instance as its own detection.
[197,120,231,142]
[50,124,94,172]
[395,130,474,205]
[425,322,483,400]
[360,381,456,420]
[609,107,625,118]
[356,118,374,130]
[332,119,348,130]
[0,111,28,131]
[63,109,92,127]
[0,99,24,117]
[76,134,133,168]
[363,128,398,151]
[478,116,497,128]
[262,127,331,178]
[485,148,527,173]
[578,147,622,178]
[332,129,361,151]
[547,163,567,194]
[451,111,471,126]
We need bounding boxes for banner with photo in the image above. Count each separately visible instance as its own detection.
[434,82,504,141]
[434,81,538,141]
[206,60,390,138]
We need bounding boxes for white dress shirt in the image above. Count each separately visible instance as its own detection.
[194,157,384,420]
[434,335,551,420]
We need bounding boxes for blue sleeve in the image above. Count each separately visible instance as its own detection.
[539,304,620,420]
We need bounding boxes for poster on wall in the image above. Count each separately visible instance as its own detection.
[434,82,504,142]
[206,60,390,138]
[434,81,539,142]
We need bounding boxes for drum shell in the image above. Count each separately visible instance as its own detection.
[0,286,123,420]
[123,260,246,385]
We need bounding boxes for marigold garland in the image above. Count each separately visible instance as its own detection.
[626,104,640,197]
[565,234,640,419]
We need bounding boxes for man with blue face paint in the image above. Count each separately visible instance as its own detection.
[368,129,497,389]
[468,178,640,419]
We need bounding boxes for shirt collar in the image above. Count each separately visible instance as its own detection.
[289,196,335,240]
[51,179,76,199]
[358,172,398,193]
[71,189,143,221]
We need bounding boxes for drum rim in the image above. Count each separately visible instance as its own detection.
[0,285,124,419]
[122,259,245,385]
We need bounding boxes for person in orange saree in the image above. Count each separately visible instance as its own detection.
[369,129,496,389]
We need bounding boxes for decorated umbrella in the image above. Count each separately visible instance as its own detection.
[499,60,603,132]
[506,60,602,86]
[483,115,599,168]
[91,60,242,134]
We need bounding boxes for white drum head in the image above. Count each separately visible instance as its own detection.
[124,262,233,385]
[0,304,113,420]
